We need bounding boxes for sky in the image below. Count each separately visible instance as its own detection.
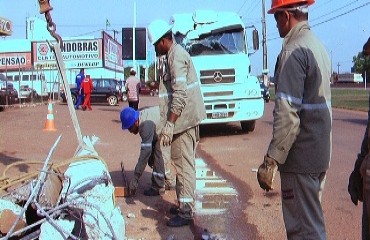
[1,0,369,75]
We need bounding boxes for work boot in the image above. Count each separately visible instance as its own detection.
[166,215,192,227]
[82,106,87,111]
[169,206,179,215]
[143,187,164,196]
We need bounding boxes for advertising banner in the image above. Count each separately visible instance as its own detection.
[0,52,32,71]
[0,17,12,36]
[102,31,124,72]
[32,39,103,69]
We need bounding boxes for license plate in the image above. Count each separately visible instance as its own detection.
[212,112,228,119]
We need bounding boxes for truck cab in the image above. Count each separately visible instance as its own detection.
[170,10,264,132]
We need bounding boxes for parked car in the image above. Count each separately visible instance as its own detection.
[0,80,19,107]
[60,78,122,106]
[260,81,270,103]
[139,84,151,95]
[19,85,39,99]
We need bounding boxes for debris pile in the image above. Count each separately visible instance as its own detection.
[0,135,125,239]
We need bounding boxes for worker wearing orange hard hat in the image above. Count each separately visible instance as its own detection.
[267,0,314,14]
[257,0,332,239]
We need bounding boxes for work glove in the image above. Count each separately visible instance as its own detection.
[160,121,174,147]
[348,169,363,205]
[257,155,278,192]
[129,178,138,196]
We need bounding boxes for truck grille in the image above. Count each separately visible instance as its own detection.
[200,69,235,85]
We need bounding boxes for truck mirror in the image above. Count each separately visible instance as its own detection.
[252,29,259,51]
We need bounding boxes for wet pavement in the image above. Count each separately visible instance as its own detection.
[193,158,258,240]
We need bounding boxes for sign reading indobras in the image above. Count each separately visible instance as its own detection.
[32,39,103,69]
[0,17,12,36]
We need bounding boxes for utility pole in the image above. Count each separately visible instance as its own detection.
[113,30,118,41]
[337,62,340,75]
[262,0,269,86]
[133,1,137,72]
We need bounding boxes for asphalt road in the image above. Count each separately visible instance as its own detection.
[0,95,366,239]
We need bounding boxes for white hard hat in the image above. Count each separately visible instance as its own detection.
[147,19,172,45]
[130,67,136,73]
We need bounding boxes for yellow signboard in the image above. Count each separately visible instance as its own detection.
[0,17,12,36]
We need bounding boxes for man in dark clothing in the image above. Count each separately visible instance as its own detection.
[348,37,370,240]
[120,106,175,196]
[75,68,85,109]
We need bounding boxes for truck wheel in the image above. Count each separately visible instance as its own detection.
[240,120,256,132]
[71,94,77,105]
[107,96,118,106]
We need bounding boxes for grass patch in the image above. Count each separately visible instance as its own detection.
[269,87,369,112]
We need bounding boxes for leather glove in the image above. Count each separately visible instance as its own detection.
[129,178,138,196]
[160,121,174,147]
[257,155,278,192]
[348,169,363,205]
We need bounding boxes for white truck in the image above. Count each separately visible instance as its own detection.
[169,10,264,132]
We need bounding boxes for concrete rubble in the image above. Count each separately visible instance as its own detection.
[0,135,125,239]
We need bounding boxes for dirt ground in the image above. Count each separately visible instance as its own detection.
[0,96,196,240]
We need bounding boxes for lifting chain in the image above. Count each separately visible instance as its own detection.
[36,0,84,147]
[37,0,62,46]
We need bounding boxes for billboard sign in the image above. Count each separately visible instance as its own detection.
[102,31,124,71]
[0,52,32,71]
[122,27,147,60]
[0,17,12,36]
[32,39,103,69]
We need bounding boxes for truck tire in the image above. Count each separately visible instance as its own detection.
[71,94,77,105]
[240,120,256,132]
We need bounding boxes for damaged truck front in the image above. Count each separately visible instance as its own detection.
[170,10,264,132]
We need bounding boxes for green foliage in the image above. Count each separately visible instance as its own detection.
[352,52,370,82]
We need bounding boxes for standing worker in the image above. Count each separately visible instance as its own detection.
[74,68,85,109]
[348,37,370,240]
[81,75,93,111]
[147,19,206,227]
[120,106,176,196]
[256,0,332,239]
[125,68,141,110]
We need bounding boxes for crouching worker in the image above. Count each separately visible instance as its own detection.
[120,106,176,196]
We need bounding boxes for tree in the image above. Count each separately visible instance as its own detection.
[352,51,370,83]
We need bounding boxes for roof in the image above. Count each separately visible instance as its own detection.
[170,10,245,39]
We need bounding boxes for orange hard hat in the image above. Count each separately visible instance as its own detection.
[268,0,315,14]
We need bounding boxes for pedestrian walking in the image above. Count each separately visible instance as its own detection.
[148,19,206,227]
[120,106,176,197]
[256,0,332,239]
[81,75,93,111]
[348,37,370,240]
[125,68,141,110]
[74,68,84,109]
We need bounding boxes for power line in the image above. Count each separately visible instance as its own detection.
[241,1,260,19]
[312,2,370,27]
[237,0,249,14]
[266,1,370,42]
[311,0,364,23]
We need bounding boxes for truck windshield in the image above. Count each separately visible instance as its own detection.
[176,29,246,56]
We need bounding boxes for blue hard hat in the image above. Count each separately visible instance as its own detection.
[120,107,139,129]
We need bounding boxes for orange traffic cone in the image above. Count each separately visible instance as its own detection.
[43,99,56,131]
